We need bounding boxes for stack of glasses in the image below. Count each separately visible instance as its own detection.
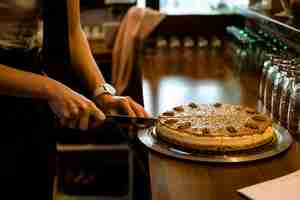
[258,54,300,136]
[226,26,289,75]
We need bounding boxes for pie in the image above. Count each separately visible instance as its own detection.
[156,103,275,151]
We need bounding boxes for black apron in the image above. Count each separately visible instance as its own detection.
[0,1,73,199]
[0,47,56,199]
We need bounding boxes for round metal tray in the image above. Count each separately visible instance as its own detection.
[138,123,293,163]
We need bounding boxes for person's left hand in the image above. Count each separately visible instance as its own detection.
[94,94,149,118]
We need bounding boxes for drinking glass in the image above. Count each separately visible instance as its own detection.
[258,55,278,101]
[271,63,288,121]
[263,59,280,115]
[263,57,292,115]
[287,71,300,135]
[279,68,296,128]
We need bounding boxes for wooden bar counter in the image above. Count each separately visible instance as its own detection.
[139,45,300,200]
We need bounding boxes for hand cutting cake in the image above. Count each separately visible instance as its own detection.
[156,103,275,151]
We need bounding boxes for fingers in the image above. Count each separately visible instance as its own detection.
[69,101,80,119]
[66,101,80,129]
[57,104,76,128]
[56,93,149,131]
[58,100,105,131]
[129,99,148,118]
[90,102,106,121]
[120,97,136,117]
[89,103,106,129]
[103,96,149,118]
[123,97,149,118]
[132,101,149,118]
[48,84,106,131]
[126,98,151,128]
[79,109,90,131]
[78,101,105,131]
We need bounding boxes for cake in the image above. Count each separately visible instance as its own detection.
[156,103,275,151]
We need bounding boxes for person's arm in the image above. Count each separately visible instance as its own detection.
[67,0,105,94]
[0,64,55,99]
[66,0,148,118]
[0,63,105,130]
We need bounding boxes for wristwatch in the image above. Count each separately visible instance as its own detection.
[93,83,116,98]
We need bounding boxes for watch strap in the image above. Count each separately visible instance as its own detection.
[92,83,116,98]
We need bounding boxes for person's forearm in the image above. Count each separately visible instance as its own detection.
[67,0,106,96]
[69,28,106,96]
[0,64,56,99]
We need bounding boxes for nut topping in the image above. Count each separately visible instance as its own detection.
[162,111,175,116]
[226,126,237,133]
[235,106,242,111]
[174,106,184,112]
[177,122,192,129]
[245,108,257,114]
[245,122,259,129]
[188,102,198,109]
[213,103,222,108]
[164,119,178,125]
[252,115,267,122]
[201,128,210,135]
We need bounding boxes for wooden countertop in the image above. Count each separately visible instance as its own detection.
[149,139,300,200]
[139,45,300,200]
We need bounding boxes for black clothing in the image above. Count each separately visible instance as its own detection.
[0,1,151,199]
[42,0,88,96]
[0,1,71,199]
[0,47,55,200]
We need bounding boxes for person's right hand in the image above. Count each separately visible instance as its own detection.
[46,79,106,131]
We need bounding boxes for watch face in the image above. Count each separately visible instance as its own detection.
[104,83,116,95]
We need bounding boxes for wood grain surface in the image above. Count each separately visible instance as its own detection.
[140,45,300,200]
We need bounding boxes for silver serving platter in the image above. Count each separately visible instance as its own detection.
[138,123,293,163]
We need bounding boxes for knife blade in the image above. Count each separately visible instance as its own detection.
[105,115,157,127]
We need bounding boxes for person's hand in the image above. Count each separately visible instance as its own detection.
[46,80,106,130]
[94,94,149,118]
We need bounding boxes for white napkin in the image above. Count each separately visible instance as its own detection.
[238,169,300,200]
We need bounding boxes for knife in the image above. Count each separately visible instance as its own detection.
[105,115,157,127]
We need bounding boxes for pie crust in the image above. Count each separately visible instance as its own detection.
[156,103,275,151]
